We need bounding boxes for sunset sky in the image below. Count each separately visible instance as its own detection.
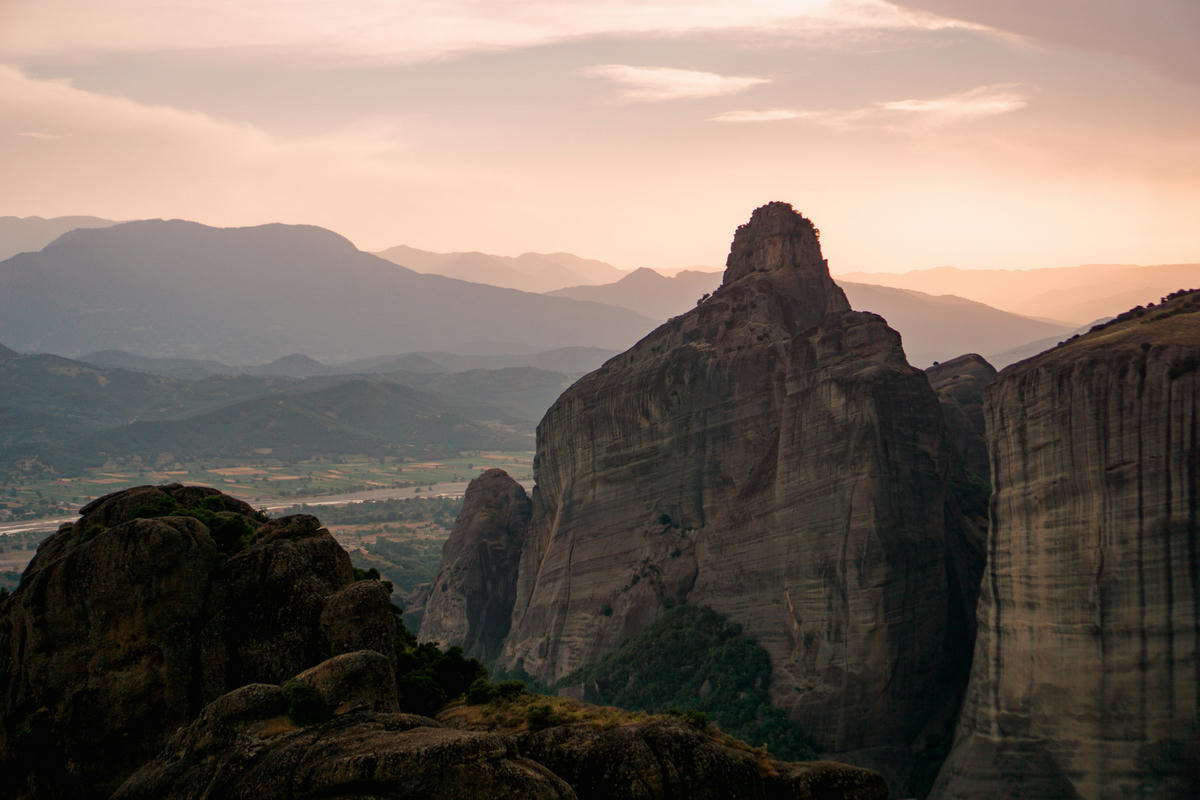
[1,0,1197,273]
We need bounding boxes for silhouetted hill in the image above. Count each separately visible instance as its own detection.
[243,353,339,378]
[547,268,721,319]
[838,263,1200,324]
[839,282,1072,367]
[0,215,117,261]
[0,220,657,363]
[377,244,627,292]
[0,342,17,361]
[27,379,532,473]
[81,349,239,379]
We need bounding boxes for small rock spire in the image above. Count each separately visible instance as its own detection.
[720,202,848,319]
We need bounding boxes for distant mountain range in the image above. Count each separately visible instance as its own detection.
[0,344,577,476]
[0,215,118,261]
[376,244,627,293]
[0,220,657,363]
[547,267,1075,367]
[81,346,617,381]
[838,263,1200,325]
[5,214,1195,371]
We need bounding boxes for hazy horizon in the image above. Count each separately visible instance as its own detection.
[1,1,1197,275]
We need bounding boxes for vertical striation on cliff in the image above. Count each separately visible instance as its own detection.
[484,202,983,782]
[932,292,1200,799]
[419,469,532,662]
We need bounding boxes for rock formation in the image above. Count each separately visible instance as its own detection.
[515,719,888,800]
[114,652,575,800]
[481,202,984,784]
[117,648,887,800]
[932,291,1200,798]
[0,484,398,800]
[926,353,997,483]
[419,469,532,662]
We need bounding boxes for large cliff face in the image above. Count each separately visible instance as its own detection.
[932,293,1200,799]
[419,469,532,662]
[0,484,398,800]
[494,203,984,776]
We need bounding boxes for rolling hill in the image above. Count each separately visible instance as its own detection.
[376,244,627,292]
[0,215,118,261]
[0,220,657,363]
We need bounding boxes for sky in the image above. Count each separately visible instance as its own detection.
[1,0,1197,273]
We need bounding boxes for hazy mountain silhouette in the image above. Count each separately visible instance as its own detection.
[839,282,1073,367]
[0,215,118,261]
[243,354,340,378]
[82,345,615,381]
[838,263,1200,324]
[546,267,722,319]
[0,221,657,363]
[376,244,627,292]
[985,317,1113,368]
[81,350,240,380]
[548,267,1072,367]
[28,378,532,474]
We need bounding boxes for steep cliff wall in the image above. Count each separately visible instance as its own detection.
[494,203,984,779]
[933,292,1200,799]
[420,469,532,662]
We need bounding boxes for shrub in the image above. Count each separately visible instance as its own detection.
[525,703,558,730]
[281,679,331,725]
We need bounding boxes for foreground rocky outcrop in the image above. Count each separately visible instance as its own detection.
[467,203,986,786]
[419,469,532,661]
[932,291,1200,798]
[115,651,575,800]
[0,484,397,800]
[925,353,997,483]
[515,719,888,800]
[119,648,887,800]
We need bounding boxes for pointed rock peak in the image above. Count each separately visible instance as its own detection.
[719,202,849,320]
[723,202,826,286]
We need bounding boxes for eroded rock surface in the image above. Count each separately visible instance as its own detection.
[114,652,575,800]
[926,353,997,482]
[419,468,532,661]
[0,484,397,800]
[488,203,985,783]
[516,720,888,800]
[932,292,1200,799]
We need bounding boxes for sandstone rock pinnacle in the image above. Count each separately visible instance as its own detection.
[468,203,985,792]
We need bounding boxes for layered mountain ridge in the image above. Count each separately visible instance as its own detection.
[0,220,656,363]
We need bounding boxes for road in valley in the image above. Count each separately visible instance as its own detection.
[0,480,503,537]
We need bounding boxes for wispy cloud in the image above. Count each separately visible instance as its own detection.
[881,84,1029,121]
[583,65,768,102]
[712,84,1030,129]
[14,131,63,140]
[0,1,979,64]
[708,108,812,123]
